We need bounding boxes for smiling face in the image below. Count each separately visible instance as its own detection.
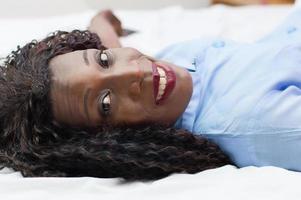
[49,47,192,127]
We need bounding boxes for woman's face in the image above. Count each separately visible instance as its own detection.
[49,47,192,127]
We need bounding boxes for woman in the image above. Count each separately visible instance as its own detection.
[1,5,301,180]
[0,10,231,181]
[54,8,301,173]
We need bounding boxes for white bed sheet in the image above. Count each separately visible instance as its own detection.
[0,3,301,200]
[1,165,301,200]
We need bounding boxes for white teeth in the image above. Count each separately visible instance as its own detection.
[158,88,164,96]
[159,84,166,91]
[157,67,166,77]
[157,67,164,73]
[160,77,167,85]
[156,67,168,101]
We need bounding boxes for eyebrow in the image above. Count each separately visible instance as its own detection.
[83,88,91,122]
[83,50,89,65]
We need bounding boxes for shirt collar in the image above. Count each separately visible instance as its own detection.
[173,64,201,132]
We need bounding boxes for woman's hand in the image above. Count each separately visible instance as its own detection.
[89,10,123,37]
[88,10,122,48]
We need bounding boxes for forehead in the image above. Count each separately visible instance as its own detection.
[48,50,93,126]
[49,50,86,80]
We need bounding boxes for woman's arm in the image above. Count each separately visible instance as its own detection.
[88,10,122,48]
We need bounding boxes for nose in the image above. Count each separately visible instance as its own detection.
[129,81,141,100]
[105,60,144,101]
[128,65,144,100]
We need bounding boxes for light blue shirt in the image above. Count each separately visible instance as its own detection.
[156,8,301,171]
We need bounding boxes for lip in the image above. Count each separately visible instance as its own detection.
[151,62,176,105]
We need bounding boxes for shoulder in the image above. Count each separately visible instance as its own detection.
[257,7,301,43]
[155,38,216,59]
[155,38,240,69]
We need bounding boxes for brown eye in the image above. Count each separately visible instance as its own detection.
[98,51,109,68]
[98,91,111,117]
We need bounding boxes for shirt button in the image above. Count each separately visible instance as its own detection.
[212,41,225,48]
[287,26,297,34]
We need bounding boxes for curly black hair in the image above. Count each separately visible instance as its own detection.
[0,30,232,181]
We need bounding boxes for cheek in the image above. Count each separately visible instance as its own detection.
[115,99,152,124]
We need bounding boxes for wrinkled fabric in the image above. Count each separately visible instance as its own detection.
[156,8,301,171]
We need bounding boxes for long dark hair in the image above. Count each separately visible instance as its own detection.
[0,30,232,181]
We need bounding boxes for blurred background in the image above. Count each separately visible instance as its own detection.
[0,0,294,17]
[0,0,296,56]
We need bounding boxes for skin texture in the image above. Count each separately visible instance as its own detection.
[49,47,193,128]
